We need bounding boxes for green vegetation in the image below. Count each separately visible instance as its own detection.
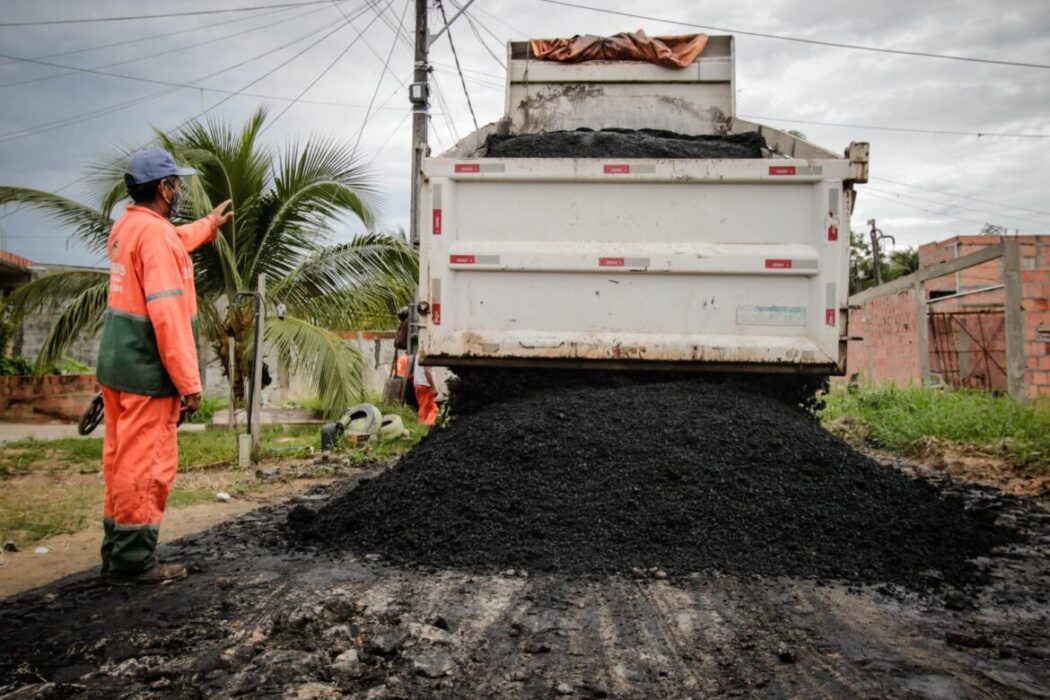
[0,355,34,376]
[820,384,1050,471]
[0,108,417,417]
[185,393,229,425]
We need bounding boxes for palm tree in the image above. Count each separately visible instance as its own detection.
[0,108,416,417]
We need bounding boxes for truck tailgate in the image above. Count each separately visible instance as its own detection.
[419,157,850,373]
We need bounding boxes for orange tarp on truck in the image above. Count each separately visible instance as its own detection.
[530,30,708,69]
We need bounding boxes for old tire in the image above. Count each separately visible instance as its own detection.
[378,414,405,441]
[343,403,382,435]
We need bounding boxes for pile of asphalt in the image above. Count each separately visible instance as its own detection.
[483,128,766,159]
[293,378,1015,588]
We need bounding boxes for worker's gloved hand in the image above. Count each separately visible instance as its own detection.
[210,199,234,227]
[183,392,202,412]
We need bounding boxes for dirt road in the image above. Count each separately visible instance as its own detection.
[1,459,1048,699]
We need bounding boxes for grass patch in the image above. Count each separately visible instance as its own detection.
[0,476,103,545]
[0,425,322,478]
[166,486,217,508]
[819,384,1050,472]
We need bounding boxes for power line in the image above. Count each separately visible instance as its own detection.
[352,0,412,154]
[261,0,400,133]
[0,4,305,67]
[469,3,526,39]
[861,190,1011,229]
[437,0,479,130]
[0,11,356,144]
[739,114,1050,140]
[0,0,357,27]
[0,4,337,90]
[864,186,1050,229]
[1,10,366,222]
[449,1,505,69]
[870,176,1050,218]
[538,0,1050,70]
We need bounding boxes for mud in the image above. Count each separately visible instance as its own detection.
[296,380,1016,589]
[2,460,1048,699]
[483,129,766,159]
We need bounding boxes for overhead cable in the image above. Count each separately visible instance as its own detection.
[538,0,1050,70]
[740,114,1050,140]
[0,0,358,27]
[0,4,336,90]
[261,0,401,132]
[437,0,479,130]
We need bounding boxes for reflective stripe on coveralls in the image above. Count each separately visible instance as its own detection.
[98,205,218,574]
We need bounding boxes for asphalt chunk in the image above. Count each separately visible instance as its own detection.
[296,379,1016,588]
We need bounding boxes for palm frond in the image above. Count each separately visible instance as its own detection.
[6,269,109,325]
[270,232,417,308]
[0,188,111,253]
[265,316,366,418]
[32,280,109,373]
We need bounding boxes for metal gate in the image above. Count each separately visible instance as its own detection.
[928,310,1007,391]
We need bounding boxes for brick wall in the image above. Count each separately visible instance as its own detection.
[1022,255,1050,398]
[852,235,1050,398]
[0,374,99,423]
[847,286,922,384]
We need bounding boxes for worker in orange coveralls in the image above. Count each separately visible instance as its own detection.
[413,353,438,425]
[96,148,232,583]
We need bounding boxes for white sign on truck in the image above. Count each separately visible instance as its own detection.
[417,36,869,375]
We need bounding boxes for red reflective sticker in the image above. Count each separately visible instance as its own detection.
[765,259,793,269]
[599,257,625,267]
[827,224,838,241]
[604,164,631,174]
[769,166,796,176]
[450,254,475,264]
[826,309,836,326]
[432,303,441,325]
[433,209,442,235]
[454,163,481,173]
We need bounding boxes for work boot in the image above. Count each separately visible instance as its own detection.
[108,563,188,585]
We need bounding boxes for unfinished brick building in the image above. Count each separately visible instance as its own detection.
[847,235,1050,399]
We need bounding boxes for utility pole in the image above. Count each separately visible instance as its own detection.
[866,218,894,287]
[407,0,429,359]
[250,273,265,463]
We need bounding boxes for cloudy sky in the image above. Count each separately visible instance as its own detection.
[0,0,1047,268]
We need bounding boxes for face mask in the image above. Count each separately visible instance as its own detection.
[165,183,182,222]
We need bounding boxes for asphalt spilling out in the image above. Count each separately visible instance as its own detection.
[483,128,766,159]
[292,377,1016,588]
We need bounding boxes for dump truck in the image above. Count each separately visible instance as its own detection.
[415,35,869,378]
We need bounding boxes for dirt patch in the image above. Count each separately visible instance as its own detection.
[483,128,766,158]
[294,379,1016,589]
[0,473,337,598]
[910,437,1050,499]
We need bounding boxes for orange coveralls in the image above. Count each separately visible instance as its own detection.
[96,206,219,575]
[413,354,438,426]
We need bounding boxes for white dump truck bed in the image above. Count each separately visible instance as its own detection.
[416,36,868,374]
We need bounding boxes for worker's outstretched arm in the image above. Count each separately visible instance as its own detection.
[173,200,233,252]
[139,235,202,397]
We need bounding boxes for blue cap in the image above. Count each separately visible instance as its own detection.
[124,147,197,186]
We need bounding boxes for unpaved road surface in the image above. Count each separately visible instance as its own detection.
[1,460,1048,699]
